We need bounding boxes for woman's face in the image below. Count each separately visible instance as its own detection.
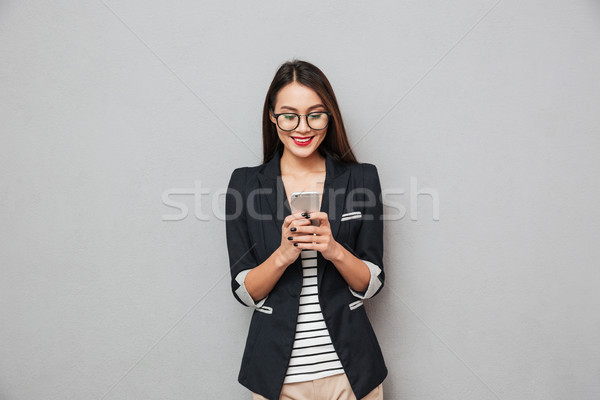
[269,82,329,158]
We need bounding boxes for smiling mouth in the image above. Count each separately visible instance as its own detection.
[291,136,314,144]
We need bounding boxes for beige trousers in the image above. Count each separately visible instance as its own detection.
[251,372,383,400]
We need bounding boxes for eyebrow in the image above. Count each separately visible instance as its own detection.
[279,104,326,112]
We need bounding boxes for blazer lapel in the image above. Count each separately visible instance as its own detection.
[256,149,288,262]
[316,155,350,294]
[256,147,351,294]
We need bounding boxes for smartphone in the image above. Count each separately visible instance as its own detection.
[290,191,321,227]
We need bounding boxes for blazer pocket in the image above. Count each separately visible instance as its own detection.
[341,211,362,222]
[255,305,273,314]
[349,299,364,310]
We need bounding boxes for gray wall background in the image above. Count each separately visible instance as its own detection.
[1,1,599,399]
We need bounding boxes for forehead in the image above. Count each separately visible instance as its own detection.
[274,82,323,111]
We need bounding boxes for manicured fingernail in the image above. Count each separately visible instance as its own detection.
[290,227,296,232]
[288,236,293,240]
[293,243,298,247]
[305,214,310,219]
[301,212,307,217]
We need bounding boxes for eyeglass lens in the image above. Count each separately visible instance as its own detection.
[277,112,329,131]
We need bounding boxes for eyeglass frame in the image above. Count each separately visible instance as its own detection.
[270,108,332,131]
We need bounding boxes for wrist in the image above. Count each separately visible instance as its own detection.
[273,247,289,269]
[331,241,346,263]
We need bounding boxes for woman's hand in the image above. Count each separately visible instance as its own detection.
[288,211,342,262]
[276,212,312,267]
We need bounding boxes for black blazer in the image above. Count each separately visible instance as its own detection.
[225,147,387,400]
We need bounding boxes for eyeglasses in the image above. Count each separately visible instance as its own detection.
[271,109,332,131]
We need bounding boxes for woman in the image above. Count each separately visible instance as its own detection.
[225,59,387,400]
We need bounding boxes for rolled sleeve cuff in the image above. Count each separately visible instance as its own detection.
[348,260,383,300]
[234,269,269,308]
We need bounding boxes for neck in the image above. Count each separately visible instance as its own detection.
[280,148,326,177]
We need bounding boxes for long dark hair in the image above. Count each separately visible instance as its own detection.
[262,59,358,164]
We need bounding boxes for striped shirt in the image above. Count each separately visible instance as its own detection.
[283,249,346,384]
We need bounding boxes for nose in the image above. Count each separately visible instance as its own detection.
[295,116,311,134]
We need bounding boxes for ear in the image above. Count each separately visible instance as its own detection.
[269,109,277,125]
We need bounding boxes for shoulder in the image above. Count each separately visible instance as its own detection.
[228,167,247,184]
[231,164,263,177]
[227,165,262,190]
[349,162,380,184]
[227,167,249,194]
[359,162,379,176]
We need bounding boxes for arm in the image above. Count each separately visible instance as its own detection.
[243,250,288,303]
[225,167,289,308]
[340,164,385,300]
[330,243,371,293]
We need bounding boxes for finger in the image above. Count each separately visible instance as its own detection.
[294,241,324,250]
[286,221,310,238]
[289,218,312,229]
[290,224,319,235]
[292,234,324,244]
[292,211,308,219]
[304,211,329,226]
[283,212,309,229]
[283,214,294,229]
